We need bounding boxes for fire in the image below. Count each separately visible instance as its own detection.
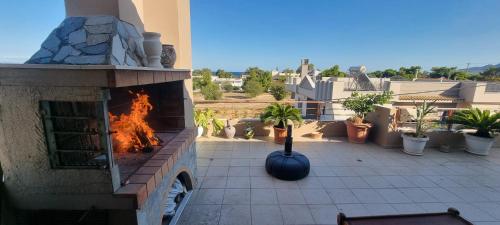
[109,91,159,153]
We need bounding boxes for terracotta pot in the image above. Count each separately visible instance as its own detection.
[142,32,162,68]
[273,126,287,144]
[161,44,176,68]
[345,120,372,144]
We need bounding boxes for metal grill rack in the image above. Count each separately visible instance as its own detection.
[40,101,110,169]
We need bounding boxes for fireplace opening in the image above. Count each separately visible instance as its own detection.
[109,91,161,154]
[107,81,186,182]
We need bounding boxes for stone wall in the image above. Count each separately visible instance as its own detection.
[26,16,146,66]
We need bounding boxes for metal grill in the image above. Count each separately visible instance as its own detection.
[40,101,109,169]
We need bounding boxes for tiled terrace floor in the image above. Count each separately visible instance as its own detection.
[178,138,500,225]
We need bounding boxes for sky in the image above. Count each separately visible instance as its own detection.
[1,0,499,72]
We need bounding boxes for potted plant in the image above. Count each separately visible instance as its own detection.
[260,103,303,144]
[194,109,208,137]
[224,120,236,139]
[451,108,499,155]
[401,101,435,156]
[244,122,255,139]
[342,91,392,143]
[194,109,224,137]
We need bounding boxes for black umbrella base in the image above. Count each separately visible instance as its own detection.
[265,150,310,181]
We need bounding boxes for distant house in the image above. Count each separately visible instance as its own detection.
[212,77,244,88]
[271,69,300,80]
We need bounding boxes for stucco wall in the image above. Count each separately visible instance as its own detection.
[0,86,116,209]
[206,119,347,138]
[390,81,461,97]
[460,82,500,111]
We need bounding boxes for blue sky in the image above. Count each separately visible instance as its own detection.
[1,0,499,72]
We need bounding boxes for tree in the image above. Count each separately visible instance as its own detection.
[450,71,470,80]
[276,76,287,83]
[398,66,422,79]
[430,67,457,79]
[480,67,500,81]
[192,77,202,90]
[369,69,399,78]
[368,71,384,78]
[216,69,233,78]
[193,68,213,89]
[221,81,233,92]
[282,68,295,75]
[383,69,398,78]
[242,80,264,97]
[244,67,272,90]
[201,83,222,100]
[269,83,288,101]
[296,64,315,74]
[321,65,346,77]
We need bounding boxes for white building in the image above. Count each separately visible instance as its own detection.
[212,77,244,88]
[287,62,389,120]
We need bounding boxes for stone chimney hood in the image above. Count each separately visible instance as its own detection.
[26,16,147,66]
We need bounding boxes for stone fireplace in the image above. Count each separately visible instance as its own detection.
[0,14,196,225]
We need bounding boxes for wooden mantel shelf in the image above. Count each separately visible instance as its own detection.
[0,64,191,88]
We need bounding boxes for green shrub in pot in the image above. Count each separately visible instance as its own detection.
[341,91,392,143]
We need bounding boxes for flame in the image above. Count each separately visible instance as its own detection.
[109,92,159,152]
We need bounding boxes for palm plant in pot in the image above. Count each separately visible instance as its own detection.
[260,103,303,144]
[401,101,435,156]
[342,91,392,143]
[451,108,499,156]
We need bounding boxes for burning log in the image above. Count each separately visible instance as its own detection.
[109,91,160,153]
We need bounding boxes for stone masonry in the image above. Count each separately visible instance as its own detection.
[26,16,147,66]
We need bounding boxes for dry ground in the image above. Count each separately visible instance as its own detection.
[194,92,288,119]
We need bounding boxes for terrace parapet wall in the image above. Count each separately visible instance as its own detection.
[367,105,500,149]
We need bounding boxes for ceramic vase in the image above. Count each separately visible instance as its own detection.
[161,44,177,68]
[224,120,236,139]
[142,32,162,68]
